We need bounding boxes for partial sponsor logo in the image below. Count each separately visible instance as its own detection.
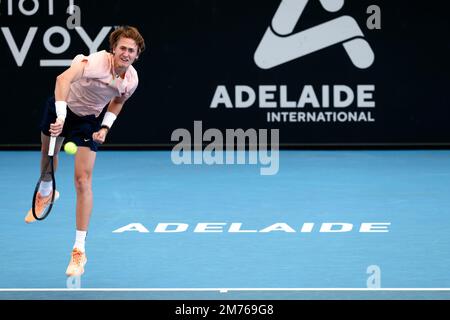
[1,0,111,67]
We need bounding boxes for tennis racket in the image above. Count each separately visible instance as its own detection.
[31,136,57,221]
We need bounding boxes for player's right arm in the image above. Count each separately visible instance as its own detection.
[50,60,87,137]
[54,60,87,102]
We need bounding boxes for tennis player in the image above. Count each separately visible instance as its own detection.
[25,26,145,277]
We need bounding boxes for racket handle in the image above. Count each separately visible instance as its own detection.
[48,136,57,157]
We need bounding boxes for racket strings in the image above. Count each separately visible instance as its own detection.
[39,156,54,181]
[32,156,56,221]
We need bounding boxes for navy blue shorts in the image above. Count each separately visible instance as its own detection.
[40,97,102,152]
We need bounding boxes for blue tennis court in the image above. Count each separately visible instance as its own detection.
[1,150,449,299]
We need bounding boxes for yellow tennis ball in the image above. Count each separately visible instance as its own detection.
[64,142,78,155]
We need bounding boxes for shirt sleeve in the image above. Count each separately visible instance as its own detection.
[72,51,111,79]
[124,82,138,100]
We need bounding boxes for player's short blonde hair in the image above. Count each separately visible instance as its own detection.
[109,25,145,55]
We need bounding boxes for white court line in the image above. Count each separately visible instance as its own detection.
[1,288,450,292]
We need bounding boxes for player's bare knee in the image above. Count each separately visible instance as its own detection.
[74,175,92,193]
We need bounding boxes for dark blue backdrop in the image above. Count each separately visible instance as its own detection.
[1,0,449,147]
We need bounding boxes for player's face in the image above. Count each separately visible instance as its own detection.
[113,37,139,70]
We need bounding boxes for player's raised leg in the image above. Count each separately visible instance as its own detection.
[66,146,96,276]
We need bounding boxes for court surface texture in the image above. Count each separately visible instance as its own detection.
[1,150,449,299]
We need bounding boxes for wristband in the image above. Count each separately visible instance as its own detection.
[55,101,67,120]
[102,111,117,129]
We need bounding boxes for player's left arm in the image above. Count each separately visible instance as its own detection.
[92,96,126,144]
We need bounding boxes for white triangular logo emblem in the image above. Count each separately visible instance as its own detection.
[254,0,375,69]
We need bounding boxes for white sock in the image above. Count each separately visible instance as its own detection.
[38,181,53,197]
[73,230,87,253]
